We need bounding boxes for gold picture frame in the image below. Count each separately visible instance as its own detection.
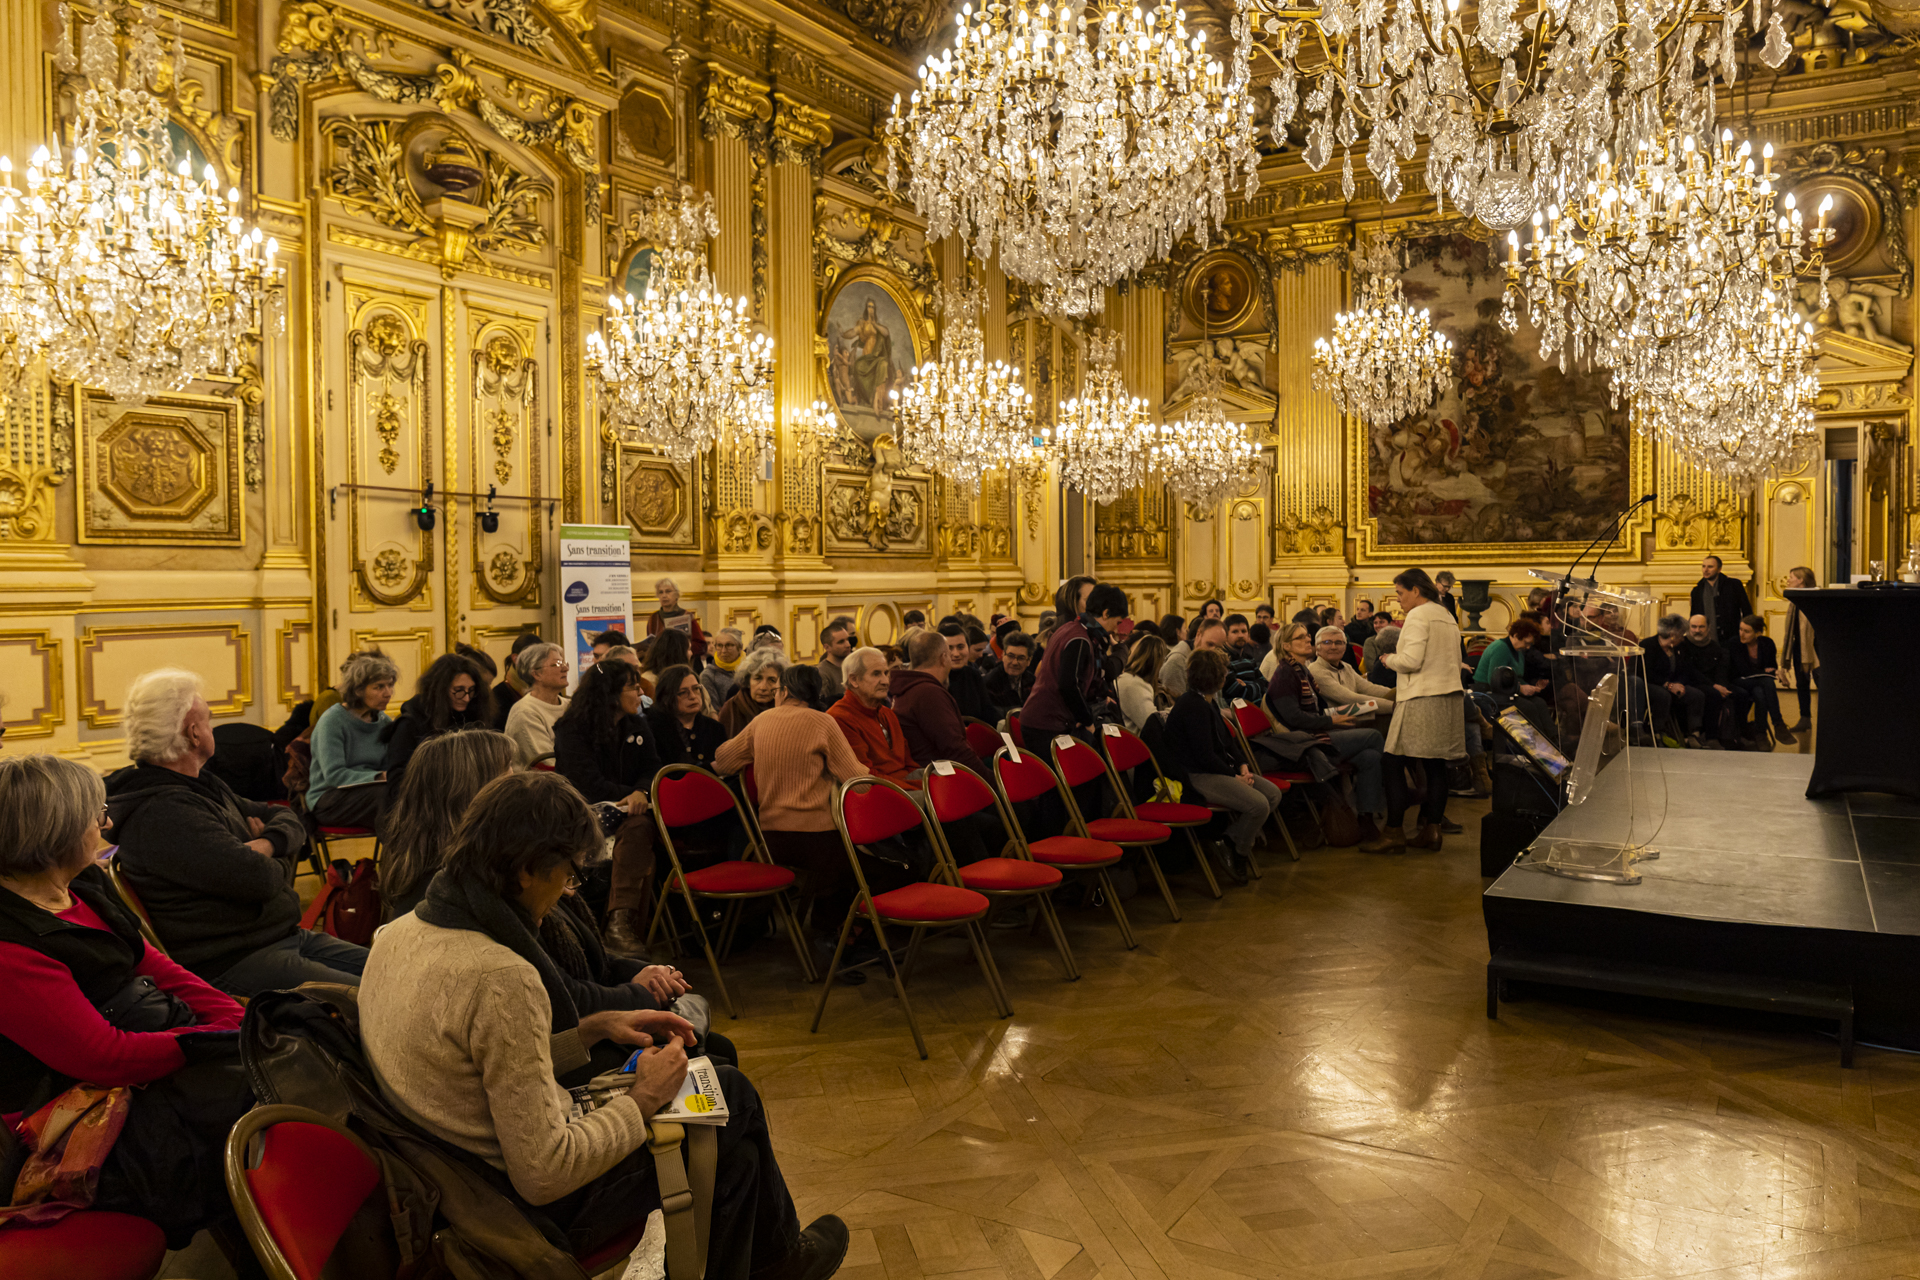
[76,389,245,546]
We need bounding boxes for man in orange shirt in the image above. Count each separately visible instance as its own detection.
[827,647,919,787]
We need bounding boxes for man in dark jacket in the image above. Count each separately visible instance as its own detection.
[1690,555,1752,647]
[1681,613,1752,747]
[890,630,989,776]
[108,668,368,996]
[1638,615,1709,746]
[984,631,1036,712]
[937,622,996,723]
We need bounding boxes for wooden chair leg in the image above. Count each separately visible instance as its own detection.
[1035,893,1079,980]
[1097,870,1138,949]
[772,891,819,983]
[1138,847,1181,922]
[965,921,1013,1018]
[808,908,858,1034]
[1185,829,1223,899]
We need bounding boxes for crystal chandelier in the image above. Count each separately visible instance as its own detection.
[893,282,1035,496]
[885,0,1261,316]
[1251,0,1785,225]
[0,2,284,404]
[1502,131,1829,403]
[1154,354,1262,510]
[586,185,773,464]
[1046,330,1156,504]
[1311,235,1452,427]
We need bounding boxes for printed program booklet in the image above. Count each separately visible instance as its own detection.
[567,1054,730,1126]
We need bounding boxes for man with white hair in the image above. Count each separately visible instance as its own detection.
[106,668,369,995]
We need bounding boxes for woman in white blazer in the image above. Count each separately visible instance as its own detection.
[1360,568,1466,853]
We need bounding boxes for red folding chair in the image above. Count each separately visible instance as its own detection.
[293,788,382,881]
[923,762,1077,980]
[812,777,1010,1059]
[992,746,1137,950]
[1224,701,1311,855]
[226,1105,387,1280]
[1047,736,1184,922]
[1097,723,1227,895]
[649,764,819,1016]
[0,1212,166,1280]
[963,719,1004,764]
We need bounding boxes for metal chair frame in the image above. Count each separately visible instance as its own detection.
[646,763,819,1017]
[1223,701,1317,854]
[921,761,1078,981]
[1096,724,1230,894]
[811,776,1011,1059]
[990,746,1138,951]
[103,859,167,955]
[1047,735,1184,922]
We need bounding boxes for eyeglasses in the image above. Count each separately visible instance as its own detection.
[565,863,586,891]
[450,684,474,699]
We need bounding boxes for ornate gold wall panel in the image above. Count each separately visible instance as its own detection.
[346,627,437,694]
[0,631,64,739]
[0,378,66,541]
[621,449,701,551]
[344,284,436,611]
[1272,260,1347,561]
[276,619,315,704]
[465,304,543,607]
[77,392,243,545]
[80,624,253,728]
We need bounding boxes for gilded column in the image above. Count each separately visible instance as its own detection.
[1099,280,1176,618]
[1266,222,1351,618]
[770,93,831,569]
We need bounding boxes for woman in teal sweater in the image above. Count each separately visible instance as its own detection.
[310,650,399,827]
[1472,616,1548,701]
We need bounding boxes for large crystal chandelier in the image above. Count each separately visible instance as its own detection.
[1046,331,1156,503]
[893,282,1035,496]
[1155,355,1262,510]
[885,0,1261,316]
[1251,0,1784,224]
[1503,132,1828,397]
[586,185,773,464]
[0,2,284,404]
[1311,234,1451,426]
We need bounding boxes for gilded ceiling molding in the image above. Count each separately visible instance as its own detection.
[699,64,773,139]
[1260,221,1348,277]
[772,93,834,172]
[421,0,559,55]
[818,0,942,52]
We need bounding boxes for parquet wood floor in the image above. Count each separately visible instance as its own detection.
[712,792,1920,1280]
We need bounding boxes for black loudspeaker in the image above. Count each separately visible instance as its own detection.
[1481,810,1553,877]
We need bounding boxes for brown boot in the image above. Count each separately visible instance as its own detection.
[1410,823,1444,851]
[1471,753,1492,798]
[1357,824,1406,854]
[1356,815,1381,845]
[603,908,650,958]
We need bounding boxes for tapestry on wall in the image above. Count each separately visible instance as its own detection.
[1365,232,1631,546]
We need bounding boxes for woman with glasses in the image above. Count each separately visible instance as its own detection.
[359,770,848,1279]
[553,660,661,957]
[648,663,727,771]
[382,652,495,799]
[504,641,570,766]
[720,648,786,738]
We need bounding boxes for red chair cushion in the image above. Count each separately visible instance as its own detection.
[1263,772,1311,786]
[959,858,1062,892]
[1230,704,1271,737]
[244,1122,381,1280]
[1053,741,1108,788]
[317,826,374,837]
[1085,817,1171,844]
[993,753,1059,805]
[1101,729,1153,772]
[576,1216,652,1274]
[1133,801,1213,825]
[841,782,923,845]
[655,771,737,827]
[680,861,795,895]
[925,767,996,823]
[964,722,1003,761]
[0,1211,166,1280]
[1028,836,1124,865]
[859,882,989,922]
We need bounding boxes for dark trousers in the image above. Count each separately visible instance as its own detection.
[550,1066,800,1280]
[1792,663,1817,720]
[311,782,385,829]
[1701,685,1752,743]
[1383,755,1448,828]
[763,827,913,934]
[1645,683,1706,736]
[1743,677,1790,735]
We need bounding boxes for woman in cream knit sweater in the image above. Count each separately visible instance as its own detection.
[358,770,847,1280]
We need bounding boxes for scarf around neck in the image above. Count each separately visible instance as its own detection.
[713,651,741,674]
[417,868,580,1034]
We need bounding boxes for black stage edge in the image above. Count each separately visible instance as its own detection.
[1483,748,1920,1051]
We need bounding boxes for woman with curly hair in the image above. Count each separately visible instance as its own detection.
[382,651,494,798]
[553,660,661,957]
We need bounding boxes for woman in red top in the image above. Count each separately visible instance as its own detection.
[645,576,708,661]
[0,754,246,1246]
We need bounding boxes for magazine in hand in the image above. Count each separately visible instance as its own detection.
[571,1054,730,1125]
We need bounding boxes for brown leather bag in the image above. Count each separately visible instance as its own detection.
[1319,794,1360,847]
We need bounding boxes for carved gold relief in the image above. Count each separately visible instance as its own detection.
[347,288,434,609]
[467,310,541,607]
[1276,505,1341,556]
[0,379,64,541]
[1655,493,1746,550]
[79,393,242,545]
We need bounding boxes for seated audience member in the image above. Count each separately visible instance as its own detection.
[721,648,786,737]
[1248,621,1271,651]
[1169,649,1284,878]
[110,668,367,994]
[716,665,870,914]
[1221,620,1269,703]
[829,646,919,785]
[1021,582,1130,751]
[359,770,846,1278]
[1518,610,1557,686]
[889,629,989,776]
[1366,625,1401,686]
[1264,623,1387,843]
[309,649,399,826]
[589,629,630,663]
[599,644,642,672]
[702,627,746,709]
[1472,617,1550,701]
[1682,613,1751,748]
[901,608,928,630]
[646,576,708,661]
[1254,602,1276,629]
[1224,614,1253,656]
[1116,633,1171,733]
[553,660,660,956]
[1732,613,1795,743]
[648,662,728,770]
[967,625,996,674]
[1344,600,1375,646]
[1157,613,1186,645]
[491,632,543,729]
[1308,625,1394,725]
[985,630,1037,712]
[750,624,785,653]
[1198,598,1225,622]
[1639,615,1709,746]
[380,729,516,919]
[880,644,908,672]
[639,626,692,698]
[817,617,854,702]
[504,641,569,766]
[384,651,494,796]
[0,754,252,1250]
[1159,619,1197,696]
[1361,612,1398,673]
[937,622,996,722]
